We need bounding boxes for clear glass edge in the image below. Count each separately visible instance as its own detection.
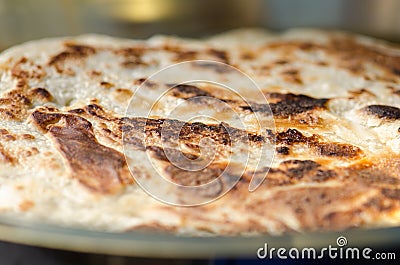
[0,215,398,258]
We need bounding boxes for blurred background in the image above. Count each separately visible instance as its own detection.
[1,0,400,50]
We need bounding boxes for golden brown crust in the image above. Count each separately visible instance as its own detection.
[31,110,132,194]
[166,83,329,126]
[28,87,54,102]
[48,43,97,66]
[267,128,363,159]
[329,38,400,78]
[225,156,400,233]
[0,143,16,164]
[0,30,399,235]
[261,37,400,81]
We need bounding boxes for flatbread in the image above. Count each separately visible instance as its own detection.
[0,29,399,235]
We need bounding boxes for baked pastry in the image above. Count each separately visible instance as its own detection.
[0,29,399,235]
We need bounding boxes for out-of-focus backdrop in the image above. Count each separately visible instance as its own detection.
[1,0,400,50]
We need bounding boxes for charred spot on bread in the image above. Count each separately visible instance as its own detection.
[362,105,400,120]
[169,84,212,99]
[315,143,362,158]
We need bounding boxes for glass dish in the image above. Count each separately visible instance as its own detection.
[0,214,399,258]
